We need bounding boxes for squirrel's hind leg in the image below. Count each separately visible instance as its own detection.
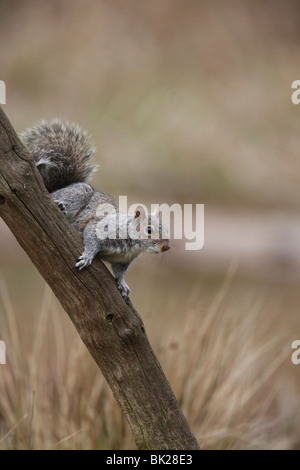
[51,183,93,223]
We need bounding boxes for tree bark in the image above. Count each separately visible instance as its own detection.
[0,106,200,450]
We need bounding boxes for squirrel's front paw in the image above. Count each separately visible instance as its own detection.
[76,254,93,270]
[116,280,131,299]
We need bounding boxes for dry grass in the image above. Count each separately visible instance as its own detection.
[0,267,299,450]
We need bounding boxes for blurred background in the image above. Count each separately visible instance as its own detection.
[1,0,300,449]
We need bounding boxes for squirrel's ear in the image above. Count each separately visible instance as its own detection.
[152,205,160,218]
[134,205,147,220]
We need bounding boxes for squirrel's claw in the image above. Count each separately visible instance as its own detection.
[116,280,131,299]
[76,255,92,270]
[54,200,67,215]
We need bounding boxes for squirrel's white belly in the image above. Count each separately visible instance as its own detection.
[100,245,144,265]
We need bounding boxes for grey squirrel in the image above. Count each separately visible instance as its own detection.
[20,119,170,298]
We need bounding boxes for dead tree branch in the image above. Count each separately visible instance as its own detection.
[0,106,200,450]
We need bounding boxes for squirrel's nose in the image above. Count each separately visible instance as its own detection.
[160,241,170,252]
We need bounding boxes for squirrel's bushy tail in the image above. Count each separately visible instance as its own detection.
[20,119,97,192]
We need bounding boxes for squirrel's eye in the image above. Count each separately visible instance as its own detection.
[145,225,154,237]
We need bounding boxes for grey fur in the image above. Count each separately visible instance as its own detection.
[21,120,170,298]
